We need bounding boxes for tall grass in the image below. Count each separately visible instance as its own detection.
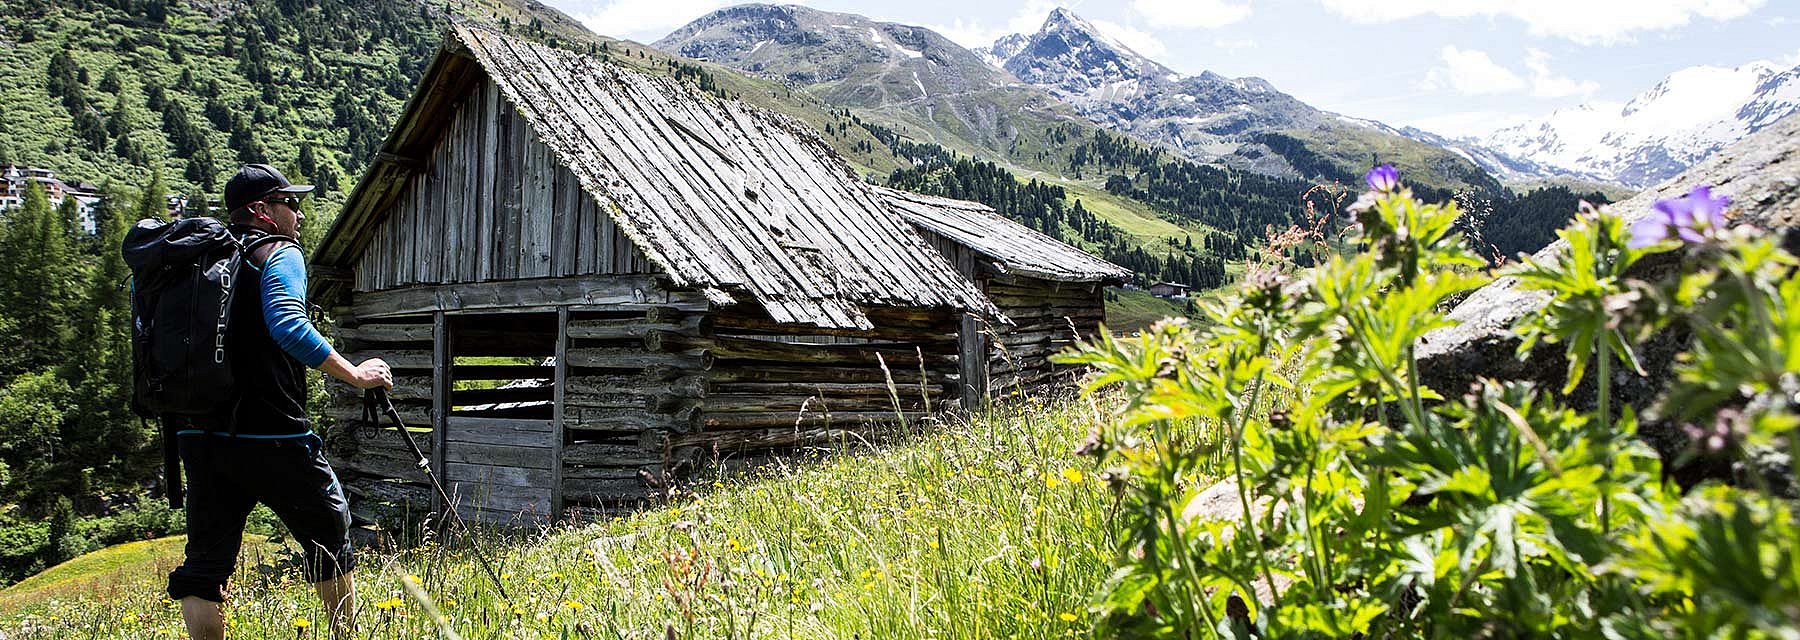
[3,396,1127,639]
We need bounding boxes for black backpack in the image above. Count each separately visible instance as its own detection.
[122,216,288,506]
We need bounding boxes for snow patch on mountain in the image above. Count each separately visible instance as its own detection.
[1471,60,1800,188]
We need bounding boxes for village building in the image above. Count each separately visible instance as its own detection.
[1148,281,1191,298]
[309,26,1123,527]
[1,164,104,232]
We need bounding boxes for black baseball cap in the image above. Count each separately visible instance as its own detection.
[224,164,313,212]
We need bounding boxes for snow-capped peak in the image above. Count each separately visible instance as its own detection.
[1478,58,1800,188]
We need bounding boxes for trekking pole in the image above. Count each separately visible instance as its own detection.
[366,387,511,600]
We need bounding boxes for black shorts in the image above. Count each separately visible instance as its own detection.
[166,432,355,602]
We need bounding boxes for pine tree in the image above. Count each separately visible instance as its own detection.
[68,186,144,491]
[0,184,80,378]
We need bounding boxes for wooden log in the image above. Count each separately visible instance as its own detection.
[642,330,713,353]
[324,403,431,426]
[445,462,553,488]
[562,442,661,467]
[443,417,553,446]
[1005,318,1103,335]
[710,336,948,366]
[959,312,988,412]
[706,365,938,384]
[441,481,553,509]
[567,374,706,399]
[707,381,941,397]
[351,275,675,318]
[333,453,428,484]
[327,377,432,403]
[698,410,921,430]
[567,408,697,432]
[442,441,554,469]
[334,323,434,343]
[562,475,651,501]
[344,478,430,505]
[672,426,885,450]
[340,350,433,370]
[565,347,713,371]
[986,282,1100,296]
[996,329,1082,346]
[567,315,710,340]
[703,394,927,413]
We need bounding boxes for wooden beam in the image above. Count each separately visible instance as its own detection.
[431,311,450,513]
[551,306,569,518]
[351,275,673,318]
[959,313,989,413]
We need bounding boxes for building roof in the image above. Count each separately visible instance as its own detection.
[312,26,995,329]
[878,187,1130,283]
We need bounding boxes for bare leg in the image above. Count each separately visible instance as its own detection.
[314,571,357,640]
[180,596,226,640]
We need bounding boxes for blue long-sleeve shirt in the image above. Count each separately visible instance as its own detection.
[259,244,333,368]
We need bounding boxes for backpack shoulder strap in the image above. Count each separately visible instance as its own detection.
[240,233,298,270]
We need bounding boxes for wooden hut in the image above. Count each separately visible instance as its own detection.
[306,26,1001,525]
[879,188,1131,398]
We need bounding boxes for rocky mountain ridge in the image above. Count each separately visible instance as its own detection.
[1422,59,1800,189]
[660,4,1503,195]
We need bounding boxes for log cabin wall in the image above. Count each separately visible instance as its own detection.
[353,79,651,292]
[983,274,1105,398]
[681,305,962,461]
[324,284,717,528]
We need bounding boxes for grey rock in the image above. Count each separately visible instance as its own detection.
[1417,111,1800,490]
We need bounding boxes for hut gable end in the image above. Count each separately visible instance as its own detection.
[355,81,653,293]
[313,26,997,330]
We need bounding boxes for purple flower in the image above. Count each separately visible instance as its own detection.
[1629,185,1729,248]
[1364,164,1399,192]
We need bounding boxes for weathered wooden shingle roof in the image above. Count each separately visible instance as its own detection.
[313,26,995,329]
[878,187,1131,283]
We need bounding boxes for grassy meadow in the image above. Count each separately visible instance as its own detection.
[0,396,1134,639]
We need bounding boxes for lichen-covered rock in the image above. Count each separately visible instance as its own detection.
[1417,111,1800,491]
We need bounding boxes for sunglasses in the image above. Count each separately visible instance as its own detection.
[262,196,304,208]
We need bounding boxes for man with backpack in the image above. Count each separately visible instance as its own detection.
[129,164,392,640]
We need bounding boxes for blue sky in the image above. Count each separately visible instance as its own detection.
[545,0,1800,138]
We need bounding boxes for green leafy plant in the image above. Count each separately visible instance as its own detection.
[1060,167,1800,637]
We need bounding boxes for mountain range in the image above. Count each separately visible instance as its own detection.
[1452,59,1800,188]
[656,4,1504,196]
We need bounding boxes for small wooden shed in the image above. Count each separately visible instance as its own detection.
[307,26,1002,525]
[879,188,1131,397]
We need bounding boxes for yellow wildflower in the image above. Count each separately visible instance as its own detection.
[1060,612,1079,622]
[292,617,311,629]
[564,600,584,610]
[1061,468,1084,484]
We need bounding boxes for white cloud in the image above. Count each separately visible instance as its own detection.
[1092,19,1168,59]
[1212,37,1257,52]
[1423,46,1527,95]
[578,0,795,42]
[1131,0,1252,29]
[1318,0,1766,45]
[1524,48,1599,97]
[926,0,1064,50]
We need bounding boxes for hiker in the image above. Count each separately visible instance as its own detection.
[163,164,392,640]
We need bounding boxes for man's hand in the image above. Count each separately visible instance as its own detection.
[320,352,393,390]
[350,358,393,390]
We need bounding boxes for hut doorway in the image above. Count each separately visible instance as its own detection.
[440,312,562,523]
